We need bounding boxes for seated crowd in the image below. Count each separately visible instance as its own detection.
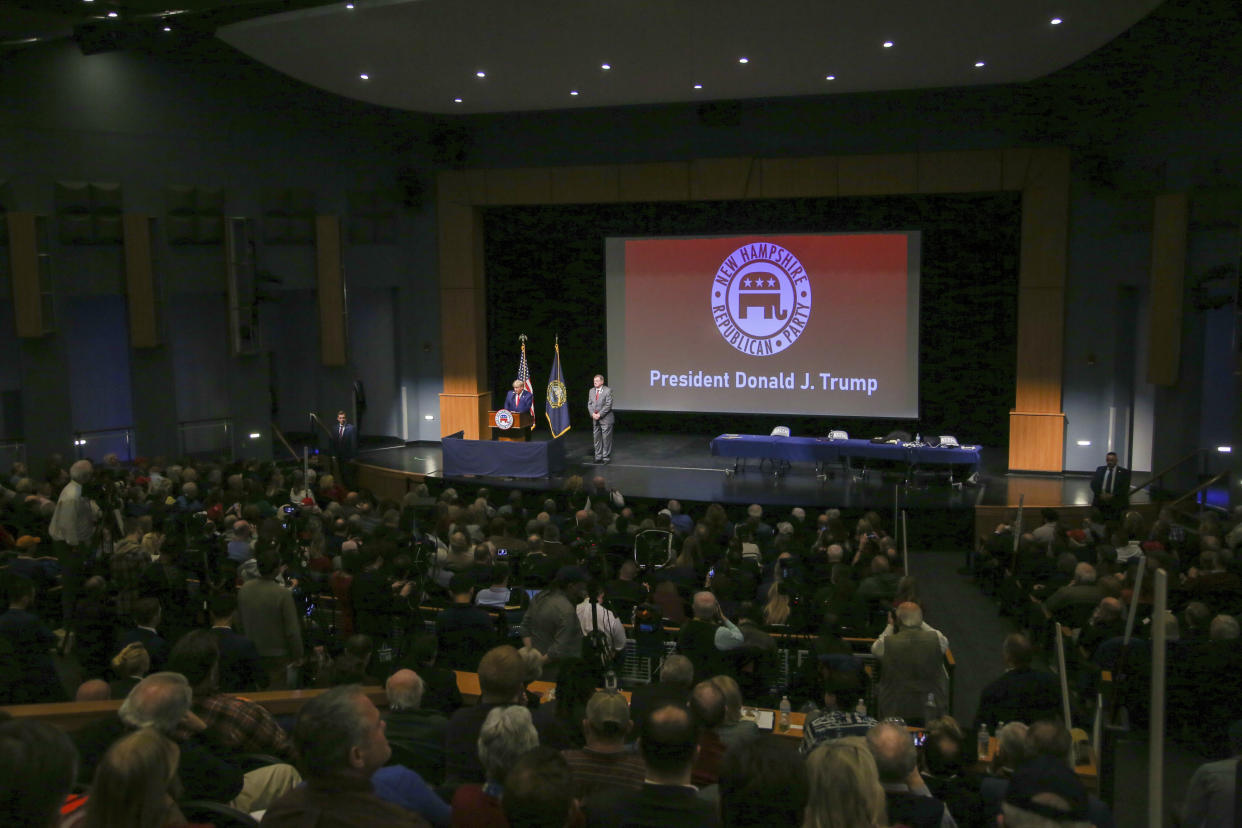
[0,454,1238,826]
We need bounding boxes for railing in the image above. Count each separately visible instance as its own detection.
[1168,469,1231,514]
[1129,447,1224,497]
[177,417,232,460]
[73,427,133,464]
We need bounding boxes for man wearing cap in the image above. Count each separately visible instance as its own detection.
[562,691,646,800]
[520,565,587,681]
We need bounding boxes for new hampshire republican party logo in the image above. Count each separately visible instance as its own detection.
[711,242,812,356]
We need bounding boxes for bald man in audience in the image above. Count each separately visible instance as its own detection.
[75,678,111,702]
[383,669,448,786]
[867,720,958,828]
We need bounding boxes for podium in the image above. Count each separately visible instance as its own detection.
[488,410,533,441]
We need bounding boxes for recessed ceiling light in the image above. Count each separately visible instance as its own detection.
[600,63,611,70]
[570,90,579,96]
[738,57,749,64]
[163,26,171,32]
[1050,17,1063,25]
[882,40,894,48]
[453,97,462,103]
[693,83,703,90]
[974,61,985,68]
[359,73,369,80]
[476,71,486,78]
[107,11,118,17]
[825,74,836,81]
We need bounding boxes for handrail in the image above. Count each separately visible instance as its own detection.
[309,412,334,439]
[1129,447,1211,495]
[176,417,231,427]
[269,422,301,463]
[1168,469,1230,512]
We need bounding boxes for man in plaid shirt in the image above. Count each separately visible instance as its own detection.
[169,629,296,761]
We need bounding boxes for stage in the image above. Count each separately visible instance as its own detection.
[352,431,1144,516]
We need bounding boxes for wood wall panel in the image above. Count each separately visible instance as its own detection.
[7,212,45,338]
[315,216,347,367]
[1008,411,1065,472]
[551,165,621,204]
[1002,148,1035,191]
[1018,148,1071,290]
[1147,192,1188,386]
[838,153,917,196]
[758,157,838,198]
[618,162,690,202]
[437,202,484,291]
[916,150,1004,194]
[438,392,489,439]
[485,168,553,205]
[439,287,486,395]
[1013,287,1066,413]
[123,214,159,348]
[690,158,759,201]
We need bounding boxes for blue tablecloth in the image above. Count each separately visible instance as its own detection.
[442,434,567,477]
[709,435,981,468]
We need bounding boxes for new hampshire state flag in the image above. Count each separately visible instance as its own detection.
[545,340,571,438]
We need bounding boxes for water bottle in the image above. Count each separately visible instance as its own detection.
[855,697,867,717]
[924,692,937,725]
[604,670,618,692]
[977,722,990,760]
[779,695,791,731]
[915,432,921,444]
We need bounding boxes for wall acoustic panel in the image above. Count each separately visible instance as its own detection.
[315,216,346,367]
[123,214,160,348]
[7,213,47,338]
[1146,193,1188,386]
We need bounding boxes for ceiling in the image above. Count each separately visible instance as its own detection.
[3,1,1166,115]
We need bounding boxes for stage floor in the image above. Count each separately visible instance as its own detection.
[354,431,1139,512]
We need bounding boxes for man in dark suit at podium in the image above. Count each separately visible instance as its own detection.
[504,379,534,428]
[1089,451,1131,521]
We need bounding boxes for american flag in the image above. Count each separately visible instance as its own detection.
[518,340,536,420]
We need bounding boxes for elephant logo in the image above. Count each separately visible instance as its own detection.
[710,242,812,356]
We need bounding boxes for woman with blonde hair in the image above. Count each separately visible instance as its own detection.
[763,581,792,626]
[84,728,189,828]
[709,674,760,749]
[803,736,888,828]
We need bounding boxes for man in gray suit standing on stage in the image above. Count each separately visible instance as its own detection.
[588,374,614,464]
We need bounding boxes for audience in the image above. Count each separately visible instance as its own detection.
[262,683,427,827]
[866,720,956,828]
[803,736,887,828]
[562,690,646,800]
[83,727,190,828]
[451,704,540,827]
[0,718,79,828]
[585,702,721,827]
[718,736,808,827]
[2,457,1234,828]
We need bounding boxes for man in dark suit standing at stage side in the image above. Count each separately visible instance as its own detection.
[332,409,359,489]
[588,374,614,464]
[1089,451,1130,522]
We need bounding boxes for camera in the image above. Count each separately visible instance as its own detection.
[496,548,509,558]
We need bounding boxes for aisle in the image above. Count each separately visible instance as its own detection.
[905,547,1011,726]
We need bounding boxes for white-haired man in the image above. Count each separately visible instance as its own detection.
[49,459,99,627]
